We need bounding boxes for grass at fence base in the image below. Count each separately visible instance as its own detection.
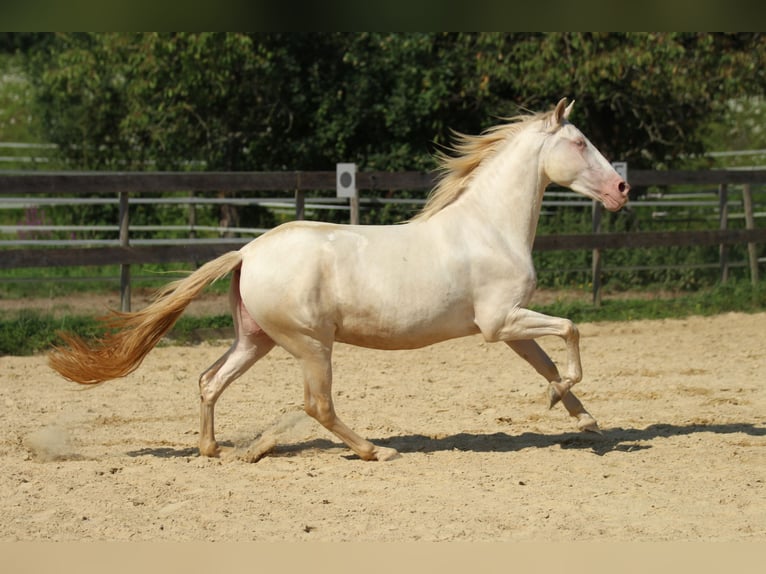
[534,280,766,324]
[0,311,105,356]
[1,281,765,356]
[0,264,231,299]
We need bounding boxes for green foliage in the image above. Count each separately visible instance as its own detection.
[22,33,766,174]
[0,52,51,160]
[476,33,766,168]
[0,33,50,54]
[697,96,766,168]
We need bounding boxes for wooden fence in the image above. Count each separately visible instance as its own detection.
[1,170,765,310]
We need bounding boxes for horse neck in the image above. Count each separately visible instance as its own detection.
[439,133,549,252]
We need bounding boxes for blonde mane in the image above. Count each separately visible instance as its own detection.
[413,109,554,221]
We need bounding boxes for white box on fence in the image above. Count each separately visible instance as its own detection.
[336,163,357,198]
[612,161,628,182]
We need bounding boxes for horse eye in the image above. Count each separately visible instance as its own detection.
[575,139,586,149]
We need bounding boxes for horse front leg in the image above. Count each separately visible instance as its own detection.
[480,307,583,407]
[506,339,600,433]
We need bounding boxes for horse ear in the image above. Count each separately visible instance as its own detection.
[553,97,575,123]
[549,98,572,130]
[564,99,575,119]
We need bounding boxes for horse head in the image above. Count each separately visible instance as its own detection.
[542,98,629,212]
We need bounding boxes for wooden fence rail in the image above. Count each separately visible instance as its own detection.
[4,228,764,268]
[2,170,765,309]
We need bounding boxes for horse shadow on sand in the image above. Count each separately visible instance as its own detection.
[126,421,765,460]
[373,421,765,457]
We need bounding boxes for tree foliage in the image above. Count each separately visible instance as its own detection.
[24,33,766,174]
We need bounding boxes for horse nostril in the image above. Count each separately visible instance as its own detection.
[618,181,629,194]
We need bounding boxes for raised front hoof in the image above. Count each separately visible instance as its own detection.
[547,382,569,409]
[548,386,561,409]
[576,415,602,435]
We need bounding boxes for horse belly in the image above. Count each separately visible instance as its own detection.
[336,328,478,351]
[334,296,478,350]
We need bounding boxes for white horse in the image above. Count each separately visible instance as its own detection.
[50,98,629,461]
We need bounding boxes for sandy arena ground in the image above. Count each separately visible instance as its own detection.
[0,299,764,542]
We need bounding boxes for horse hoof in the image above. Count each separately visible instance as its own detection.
[199,441,222,458]
[373,446,400,461]
[548,385,562,409]
[577,415,602,435]
[548,381,573,409]
[238,435,277,463]
[217,445,239,461]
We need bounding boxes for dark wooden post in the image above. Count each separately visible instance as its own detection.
[718,184,729,283]
[742,184,759,285]
[295,190,305,220]
[295,172,305,220]
[188,190,196,240]
[118,191,131,312]
[591,200,603,306]
[349,194,360,225]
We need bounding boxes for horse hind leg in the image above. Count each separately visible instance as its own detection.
[198,330,275,457]
[292,337,399,461]
[505,339,600,434]
[198,275,275,457]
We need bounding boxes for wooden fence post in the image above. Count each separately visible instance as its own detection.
[719,184,729,283]
[188,190,196,240]
[742,184,759,285]
[349,194,360,225]
[295,190,305,220]
[118,191,131,312]
[591,200,603,306]
[295,172,305,220]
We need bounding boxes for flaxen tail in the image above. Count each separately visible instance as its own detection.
[49,250,243,385]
